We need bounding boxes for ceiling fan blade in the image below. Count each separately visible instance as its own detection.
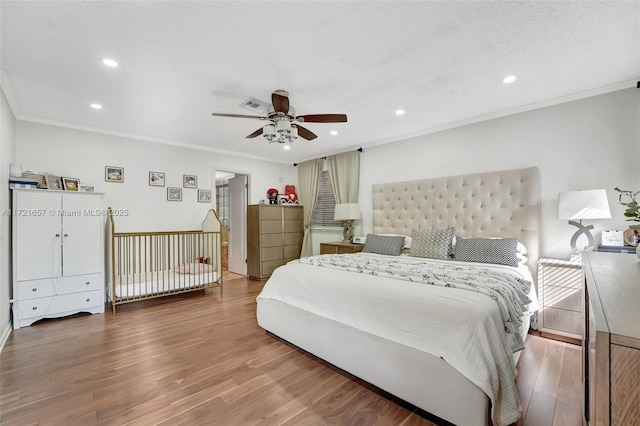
[272,91,290,114]
[211,113,267,120]
[296,114,348,123]
[295,125,318,140]
[246,127,264,138]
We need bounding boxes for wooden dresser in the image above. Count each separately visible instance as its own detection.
[583,252,640,425]
[320,241,365,254]
[247,204,303,280]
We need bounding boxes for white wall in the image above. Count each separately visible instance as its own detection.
[15,122,298,232]
[0,87,17,344]
[358,88,639,260]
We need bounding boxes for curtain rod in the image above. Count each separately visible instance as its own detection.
[293,147,362,167]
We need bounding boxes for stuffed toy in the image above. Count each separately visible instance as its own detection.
[284,185,298,203]
[267,188,279,204]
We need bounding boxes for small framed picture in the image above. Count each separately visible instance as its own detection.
[183,174,197,189]
[79,185,95,192]
[149,171,165,187]
[198,189,211,203]
[61,177,80,191]
[105,166,124,183]
[167,187,182,201]
[45,174,63,190]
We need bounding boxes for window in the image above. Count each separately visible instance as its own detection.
[311,170,342,227]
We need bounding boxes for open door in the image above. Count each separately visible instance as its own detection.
[228,175,247,275]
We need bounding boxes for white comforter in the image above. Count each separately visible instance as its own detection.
[256,253,539,426]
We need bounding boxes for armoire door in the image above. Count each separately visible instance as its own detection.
[14,191,62,281]
[61,194,103,276]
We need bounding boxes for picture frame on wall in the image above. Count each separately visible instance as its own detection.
[183,174,197,189]
[61,177,80,191]
[149,171,165,187]
[105,166,124,183]
[45,174,63,190]
[79,185,95,192]
[198,189,211,203]
[167,187,182,201]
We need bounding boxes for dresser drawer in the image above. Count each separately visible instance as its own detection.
[261,260,283,277]
[17,274,103,300]
[14,290,104,320]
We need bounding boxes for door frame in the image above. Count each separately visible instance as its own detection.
[213,167,250,276]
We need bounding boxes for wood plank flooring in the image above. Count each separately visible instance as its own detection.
[1,273,583,425]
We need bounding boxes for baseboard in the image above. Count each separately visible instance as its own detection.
[0,322,12,353]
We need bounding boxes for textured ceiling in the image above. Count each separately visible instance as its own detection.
[1,1,639,164]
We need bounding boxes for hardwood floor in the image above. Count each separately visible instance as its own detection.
[1,273,583,425]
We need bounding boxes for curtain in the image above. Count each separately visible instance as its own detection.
[298,159,321,257]
[327,150,360,204]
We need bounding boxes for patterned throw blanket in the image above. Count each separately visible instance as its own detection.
[294,254,532,352]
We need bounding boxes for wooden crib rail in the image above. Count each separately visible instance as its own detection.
[107,208,223,314]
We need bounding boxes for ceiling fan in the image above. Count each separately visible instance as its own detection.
[211,90,347,145]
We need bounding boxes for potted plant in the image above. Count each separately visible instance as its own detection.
[614,187,640,229]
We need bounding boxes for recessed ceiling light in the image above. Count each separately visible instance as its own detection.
[503,75,517,84]
[395,109,405,116]
[102,58,118,67]
[283,145,291,150]
[90,103,103,109]
[330,130,338,136]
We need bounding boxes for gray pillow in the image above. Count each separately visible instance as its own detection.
[362,234,405,256]
[454,237,518,267]
[410,228,455,259]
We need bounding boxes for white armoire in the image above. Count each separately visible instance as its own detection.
[11,189,105,329]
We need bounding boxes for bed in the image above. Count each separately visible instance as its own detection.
[256,167,540,426]
[107,208,223,314]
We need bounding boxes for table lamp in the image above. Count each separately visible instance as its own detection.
[334,203,361,244]
[557,189,611,254]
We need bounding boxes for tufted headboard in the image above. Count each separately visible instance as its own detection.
[371,167,540,286]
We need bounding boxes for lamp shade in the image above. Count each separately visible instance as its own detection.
[557,189,611,220]
[334,203,361,221]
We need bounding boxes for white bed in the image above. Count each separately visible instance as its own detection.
[256,167,541,426]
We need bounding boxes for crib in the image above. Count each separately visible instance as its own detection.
[107,208,223,314]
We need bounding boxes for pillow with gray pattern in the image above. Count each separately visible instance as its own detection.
[454,237,518,267]
[362,234,405,256]
[410,228,455,259]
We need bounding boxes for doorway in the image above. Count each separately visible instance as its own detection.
[215,170,249,276]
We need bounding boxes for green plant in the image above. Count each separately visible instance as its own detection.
[614,187,640,229]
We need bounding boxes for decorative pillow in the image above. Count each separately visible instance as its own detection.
[178,263,214,274]
[410,228,455,259]
[454,237,518,267]
[362,233,405,256]
[452,236,527,256]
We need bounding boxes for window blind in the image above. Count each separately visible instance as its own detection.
[311,170,342,227]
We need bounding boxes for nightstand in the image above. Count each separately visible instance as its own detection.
[596,244,635,254]
[320,242,365,255]
[537,258,583,344]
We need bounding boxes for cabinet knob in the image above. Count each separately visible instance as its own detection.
[85,298,90,302]
[32,306,37,310]
[55,233,60,237]
[32,288,37,292]
[64,234,69,237]
[85,281,90,285]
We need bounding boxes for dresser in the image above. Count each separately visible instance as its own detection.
[583,252,640,425]
[320,241,365,254]
[538,258,583,343]
[11,189,105,329]
[247,204,303,279]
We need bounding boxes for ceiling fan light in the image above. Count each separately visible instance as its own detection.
[276,119,291,135]
[263,124,276,141]
[291,126,298,140]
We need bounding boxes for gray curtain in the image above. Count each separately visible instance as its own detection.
[298,159,321,257]
[327,150,360,204]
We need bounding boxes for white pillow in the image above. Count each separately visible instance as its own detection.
[379,234,412,249]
